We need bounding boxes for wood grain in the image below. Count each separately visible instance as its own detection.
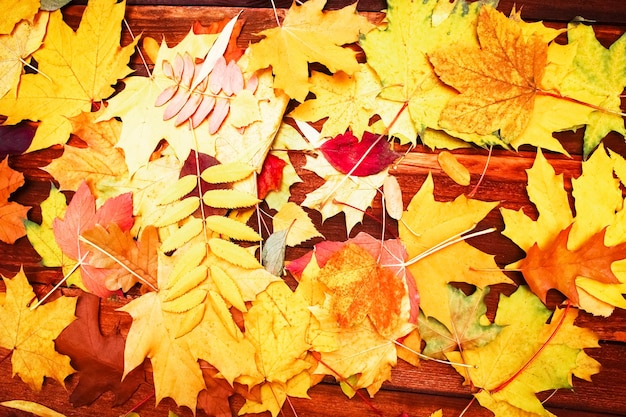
[1,1,625,416]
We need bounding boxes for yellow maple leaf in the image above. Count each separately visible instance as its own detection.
[289,64,382,138]
[273,201,322,247]
[44,110,128,195]
[360,0,497,146]
[0,0,138,152]
[0,269,76,391]
[400,174,512,329]
[0,12,48,99]
[430,6,593,151]
[502,146,626,316]
[246,0,374,102]
[0,0,40,34]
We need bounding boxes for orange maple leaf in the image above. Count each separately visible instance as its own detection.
[317,242,407,337]
[519,225,626,305]
[0,158,29,244]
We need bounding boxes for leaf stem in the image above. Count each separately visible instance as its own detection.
[540,89,626,117]
[491,300,572,394]
[29,252,89,310]
[384,226,497,268]
[392,339,476,368]
[78,236,158,292]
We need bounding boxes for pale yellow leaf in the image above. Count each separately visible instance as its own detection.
[153,196,200,228]
[383,175,403,220]
[273,202,322,246]
[210,265,247,312]
[208,238,262,269]
[206,215,261,242]
[161,287,208,313]
[163,242,207,291]
[0,400,66,417]
[157,175,198,205]
[202,189,260,209]
[200,162,255,183]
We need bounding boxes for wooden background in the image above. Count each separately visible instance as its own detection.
[1,0,626,416]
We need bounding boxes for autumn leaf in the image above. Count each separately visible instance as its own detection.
[0,269,76,391]
[446,286,600,417]
[360,0,495,145]
[289,65,383,138]
[55,293,144,407]
[0,0,139,152]
[80,224,159,293]
[316,243,407,338]
[399,174,512,330]
[272,201,322,247]
[502,146,626,315]
[430,6,595,152]
[560,23,626,157]
[0,122,36,157]
[25,184,69,269]
[246,0,374,102]
[419,285,502,360]
[319,131,399,177]
[240,281,313,416]
[257,153,287,200]
[0,0,39,34]
[44,111,128,198]
[0,158,29,244]
[0,12,48,99]
[192,16,246,62]
[53,182,134,297]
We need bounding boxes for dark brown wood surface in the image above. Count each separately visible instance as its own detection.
[1,1,626,417]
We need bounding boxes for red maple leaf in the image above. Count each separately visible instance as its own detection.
[319,131,399,176]
[53,181,133,297]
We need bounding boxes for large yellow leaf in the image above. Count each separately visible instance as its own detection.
[0,0,138,152]
[0,12,48,99]
[446,286,600,417]
[399,174,512,329]
[360,0,497,146]
[0,0,39,34]
[289,64,382,138]
[0,270,76,391]
[502,146,626,316]
[430,6,593,152]
[246,0,374,102]
[44,110,128,194]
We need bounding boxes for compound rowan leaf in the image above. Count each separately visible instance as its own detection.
[0,158,29,244]
[53,182,134,297]
[246,0,374,102]
[0,269,76,391]
[55,293,143,407]
[502,146,626,315]
[446,286,600,417]
[319,131,399,177]
[0,0,139,152]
